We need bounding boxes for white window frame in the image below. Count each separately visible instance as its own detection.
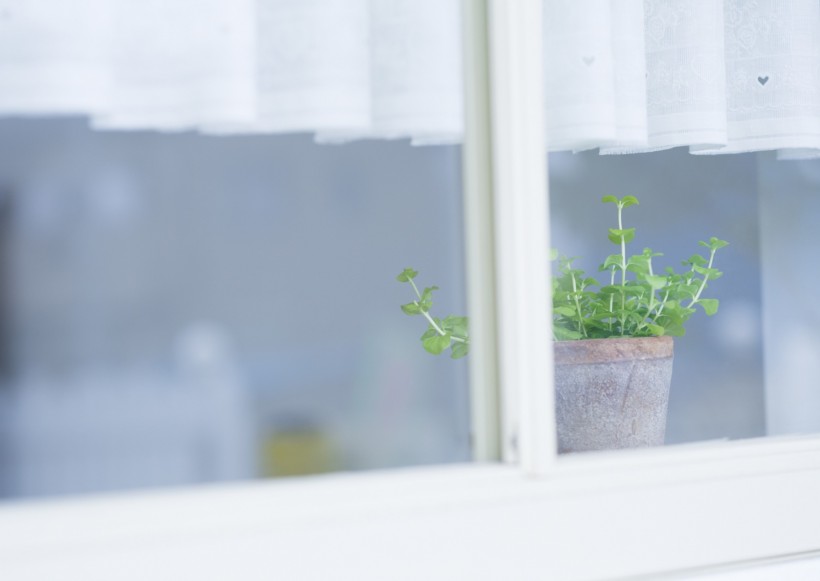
[3,2,820,579]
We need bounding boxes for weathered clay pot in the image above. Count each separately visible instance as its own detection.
[554,336,673,454]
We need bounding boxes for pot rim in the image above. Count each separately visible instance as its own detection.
[553,335,673,365]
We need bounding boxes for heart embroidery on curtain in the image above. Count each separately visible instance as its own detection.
[758,75,770,86]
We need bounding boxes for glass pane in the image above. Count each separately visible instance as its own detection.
[539,0,820,455]
[758,156,820,436]
[0,119,470,500]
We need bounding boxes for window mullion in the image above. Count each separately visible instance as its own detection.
[487,0,556,473]
[461,0,503,462]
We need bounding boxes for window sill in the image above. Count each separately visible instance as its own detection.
[2,435,820,580]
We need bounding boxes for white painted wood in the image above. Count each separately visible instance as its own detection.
[462,0,502,462]
[684,554,820,580]
[487,0,556,472]
[3,435,820,581]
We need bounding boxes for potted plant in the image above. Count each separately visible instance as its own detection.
[398,195,727,453]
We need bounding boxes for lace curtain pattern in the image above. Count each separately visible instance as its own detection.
[548,0,820,157]
[0,0,819,155]
[0,0,463,144]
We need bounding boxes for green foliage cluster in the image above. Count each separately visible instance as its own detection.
[396,268,469,359]
[399,195,727,355]
[553,195,727,340]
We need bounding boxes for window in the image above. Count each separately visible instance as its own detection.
[2,2,820,580]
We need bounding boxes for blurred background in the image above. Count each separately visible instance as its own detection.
[0,118,471,500]
[3,119,820,500]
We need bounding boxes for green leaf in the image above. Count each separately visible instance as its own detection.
[608,227,636,244]
[699,238,729,251]
[422,333,451,355]
[698,298,719,316]
[587,311,614,323]
[628,254,649,267]
[558,256,580,272]
[626,311,647,325]
[646,324,665,336]
[450,342,469,359]
[598,285,622,295]
[553,326,583,341]
[663,323,686,337]
[693,265,723,279]
[626,257,649,276]
[396,268,418,282]
[420,327,438,340]
[644,274,667,290]
[621,195,639,208]
[550,248,559,261]
[442,315,469,337]
[420,286,438,309]
[621,285,645,297]
[601,195,618,204]
[684,254,708,267]
[601,254,623,271]
[553,306,577,317]
[667,284,698,300]
[401,302,422,315]
[709,237,729,250]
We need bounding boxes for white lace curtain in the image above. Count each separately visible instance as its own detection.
[0,0,463,145]
[547,0,820,159]
[1,0,819,156]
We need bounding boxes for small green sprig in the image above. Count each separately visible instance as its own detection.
[397,268,469,359]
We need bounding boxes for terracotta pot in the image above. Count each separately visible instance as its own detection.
[553,336,673,454]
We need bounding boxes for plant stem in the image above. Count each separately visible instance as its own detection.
[608,266,615,332]
[570,271,587,337]
[413,301,468,343]
[408,279,422,300]
[652,290,670,321]
[687,248,716,308]
[618,203,627,335]
[619,204,626,286]
[406,278,468,344]
[639,255,655,333]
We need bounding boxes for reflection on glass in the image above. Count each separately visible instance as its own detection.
[0,119,470,500]
[549,149,765,447]
[759,156,820,436]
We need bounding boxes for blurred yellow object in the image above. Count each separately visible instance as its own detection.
[261,428,335,478]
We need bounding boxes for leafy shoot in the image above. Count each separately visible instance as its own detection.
[396,268,469,359]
